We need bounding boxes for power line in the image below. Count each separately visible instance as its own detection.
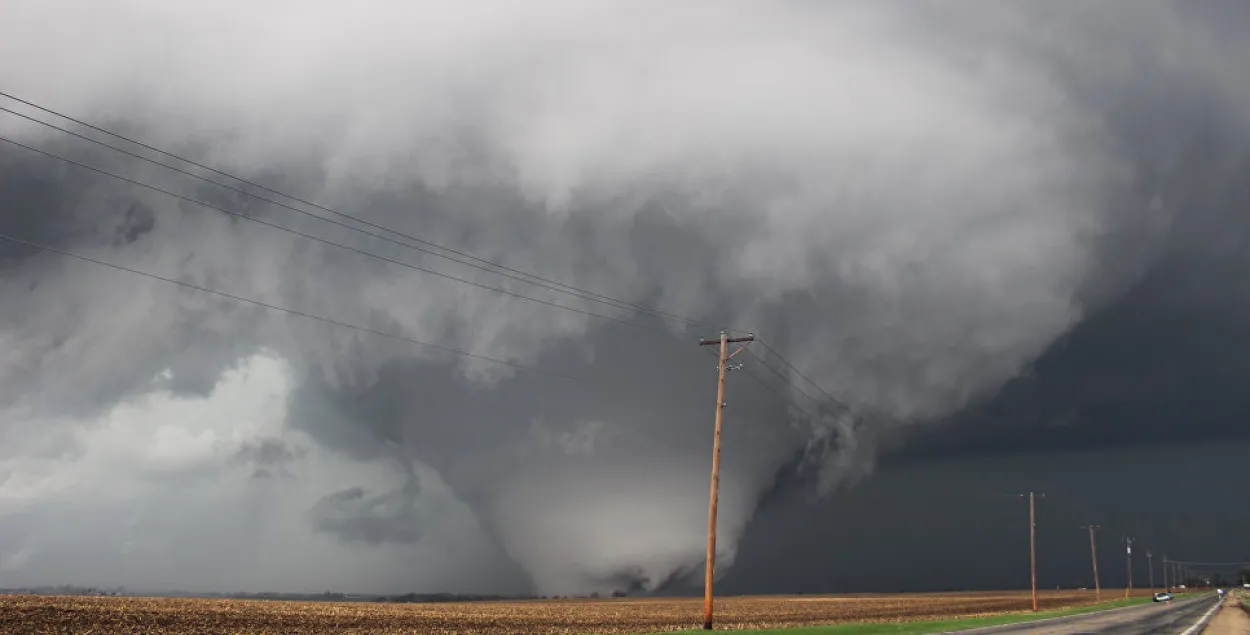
[1168,561,1250,567]
[0,92,743,333]
[739,366,822,422]
[4,116,861,415]
[741,348,824,407]
[0,91,860,422]
[0,232,575,379]
[0,134,671,332]
[756,339,854,411]
[4,128,845,424]
[698,345,819,421]
[749,342,880,432]
[1,104,708,329]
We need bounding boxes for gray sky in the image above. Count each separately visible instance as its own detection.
[0,0,1248,596]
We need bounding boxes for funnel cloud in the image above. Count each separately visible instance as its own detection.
[1,0,1249,596]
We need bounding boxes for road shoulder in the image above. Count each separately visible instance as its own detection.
[1201,597,1250,635]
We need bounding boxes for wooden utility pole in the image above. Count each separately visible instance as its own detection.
[1163,555,1169,591]
[1083,525,1101,601]
[1024,492,1040,612]
[1125,537,1134,599]
[1147,551,1154,593]
[698,330,753,630]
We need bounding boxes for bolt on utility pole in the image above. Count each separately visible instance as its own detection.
[1083,525,1101,601]
[1147,550,1154,593]
[1125,537,1134,599]
[1022,492,1042,612]
[698,330,754,631]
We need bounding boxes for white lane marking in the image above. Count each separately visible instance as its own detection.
[1178,597,1222,635]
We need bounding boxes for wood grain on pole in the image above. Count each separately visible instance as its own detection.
[703,331,729,630]
[1086,525,1101,601]
[1030,492,1038,612]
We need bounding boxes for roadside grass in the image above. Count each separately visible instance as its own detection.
[644,596,1159,635]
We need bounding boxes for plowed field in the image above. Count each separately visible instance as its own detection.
[0,589,1153,634]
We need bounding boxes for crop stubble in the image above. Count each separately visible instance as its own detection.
[0,590,1149,634]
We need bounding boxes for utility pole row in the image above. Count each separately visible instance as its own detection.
[695,327,1189,630]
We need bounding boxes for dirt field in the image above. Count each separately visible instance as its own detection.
[0,589,1156,634]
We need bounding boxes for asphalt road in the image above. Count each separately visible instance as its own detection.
[941,596,1224,635]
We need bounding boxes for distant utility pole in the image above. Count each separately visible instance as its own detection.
[1163,555,1169,591]
[1022,492,1043,612]
[698,330,753,631]
[1082,525,1101,601]
[1125,537,1134,599]
[1146,551,1154,593]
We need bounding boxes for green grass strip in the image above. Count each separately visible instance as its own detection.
[643,596,1162,635]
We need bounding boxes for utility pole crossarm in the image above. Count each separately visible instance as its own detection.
[699,334,756,346]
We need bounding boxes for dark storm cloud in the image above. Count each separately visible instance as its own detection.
[718,439,1250,595]
[1,0,1249,596]
[895,252,1250,460]
[880,0,1250,461]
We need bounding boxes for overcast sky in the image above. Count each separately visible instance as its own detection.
[0,0,1248,597]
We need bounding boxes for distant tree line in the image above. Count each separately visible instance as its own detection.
[2,585,642,603]
[0,585,125,597]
